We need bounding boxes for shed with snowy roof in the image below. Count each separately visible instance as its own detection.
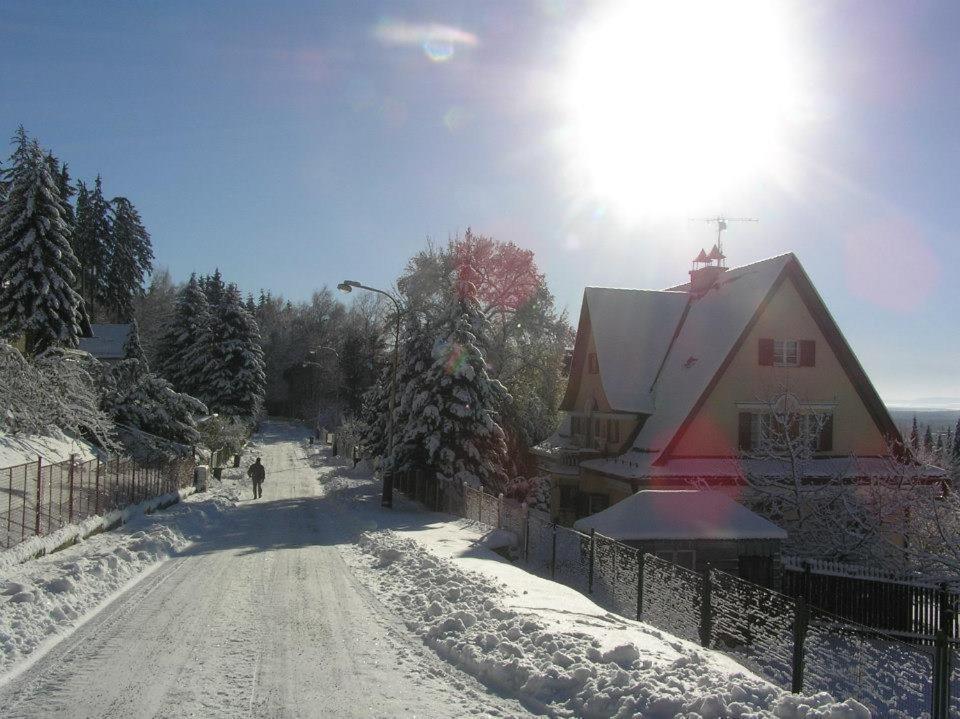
[574,490,786,586]
[78,323,132,364]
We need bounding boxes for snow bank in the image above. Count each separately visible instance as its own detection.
[350,527,869,719]
[0,486,195,571]
[0,430,100,468]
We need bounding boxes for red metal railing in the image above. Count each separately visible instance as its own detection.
[0,454,195,550]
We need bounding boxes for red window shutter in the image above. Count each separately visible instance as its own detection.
[800,340,816,367]
[758,338,774,366]
[738,412,753,451]
[818,414,833,452]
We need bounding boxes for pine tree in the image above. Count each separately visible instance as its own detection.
[156,274,212,399]
[923,424,934,453]
[953,419,960,463]
[416,287,510,491]
[203,284,265,419]
[910,416,919,452]
[358,368,391,461]
[202,268,226,311]
[123,318,149,367]
[103,196,153,320]
[388,316,435,474]
[0,131,85,353]
[73,176,112,316]
[45,154,76,240]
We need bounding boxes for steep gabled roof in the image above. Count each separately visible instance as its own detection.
[562,288,687,414]
[637,254,794,455]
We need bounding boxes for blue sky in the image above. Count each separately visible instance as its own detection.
[2,1,958,402]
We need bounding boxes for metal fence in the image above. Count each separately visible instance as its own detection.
[783,557,960,641]
[398,478,959,718]
[0,454,195,551]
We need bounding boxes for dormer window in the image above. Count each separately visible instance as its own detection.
[588,352,599,374]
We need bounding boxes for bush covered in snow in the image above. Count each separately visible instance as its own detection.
[0,340,115,448]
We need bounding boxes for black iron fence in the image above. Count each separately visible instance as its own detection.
[395,475,959,718]
[783,557,960,642]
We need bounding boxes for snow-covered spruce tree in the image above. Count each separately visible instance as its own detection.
[203,284,265,419]
[156,274,212,399]
[201,268,226,311]
[0,132,85,354]
[388,315,436,475]
[417,285,511,492]
[123,318,149,367]
[102,196,153,321]
[45,154,76,240]
[102,356,207,463]
[358,367,391,463]
[73,176,113,317]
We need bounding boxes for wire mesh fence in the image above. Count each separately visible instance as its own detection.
[0,454,195,551]
[395,478,960,718]
[642,553,703,644]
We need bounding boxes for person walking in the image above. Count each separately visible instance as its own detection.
[247,457,266,499]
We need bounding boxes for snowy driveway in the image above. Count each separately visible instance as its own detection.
[0,422,531,718]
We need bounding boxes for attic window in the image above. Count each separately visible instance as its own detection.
[588,352,599,374]
[759,339,816,367]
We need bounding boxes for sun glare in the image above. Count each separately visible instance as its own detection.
[563,0,810,219]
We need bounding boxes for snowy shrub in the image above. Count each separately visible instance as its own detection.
[0,340,115,448]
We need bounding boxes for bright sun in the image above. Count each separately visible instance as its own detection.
[564,0,810,219]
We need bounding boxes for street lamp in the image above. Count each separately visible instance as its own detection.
[338,279,401,508]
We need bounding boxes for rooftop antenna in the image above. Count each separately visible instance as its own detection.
[691,216,758,262]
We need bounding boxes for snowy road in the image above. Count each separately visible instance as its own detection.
[0,422,531,718]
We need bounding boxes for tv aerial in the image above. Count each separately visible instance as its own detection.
[691,216,758,258]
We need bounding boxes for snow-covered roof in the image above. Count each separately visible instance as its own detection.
[78,323,132,360]
[573,490,787,541]
[636,254,794,454]
[0,431,101,467]
[584,288,687,414]
[580,452,946,481]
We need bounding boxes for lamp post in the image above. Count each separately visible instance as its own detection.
[338,280,401,508]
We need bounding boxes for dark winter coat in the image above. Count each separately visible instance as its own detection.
[247,463,266,482]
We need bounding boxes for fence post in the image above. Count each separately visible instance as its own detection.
[636,552,645,621]
[522,503,529,562]
[434,475,441,511]
[932,629,949,719]
[498,493,504,529]
[550,523,557,580]
[588,528,596,594]
[700,565,713,648]
[791,596,808,694]
[67,453,76,523]
[34,456,42,536]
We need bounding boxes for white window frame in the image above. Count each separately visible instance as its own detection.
[773,339,799,367]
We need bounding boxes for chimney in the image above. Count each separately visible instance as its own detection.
[688,245,727,297]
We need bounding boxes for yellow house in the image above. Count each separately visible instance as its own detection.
[537,251,907,526]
